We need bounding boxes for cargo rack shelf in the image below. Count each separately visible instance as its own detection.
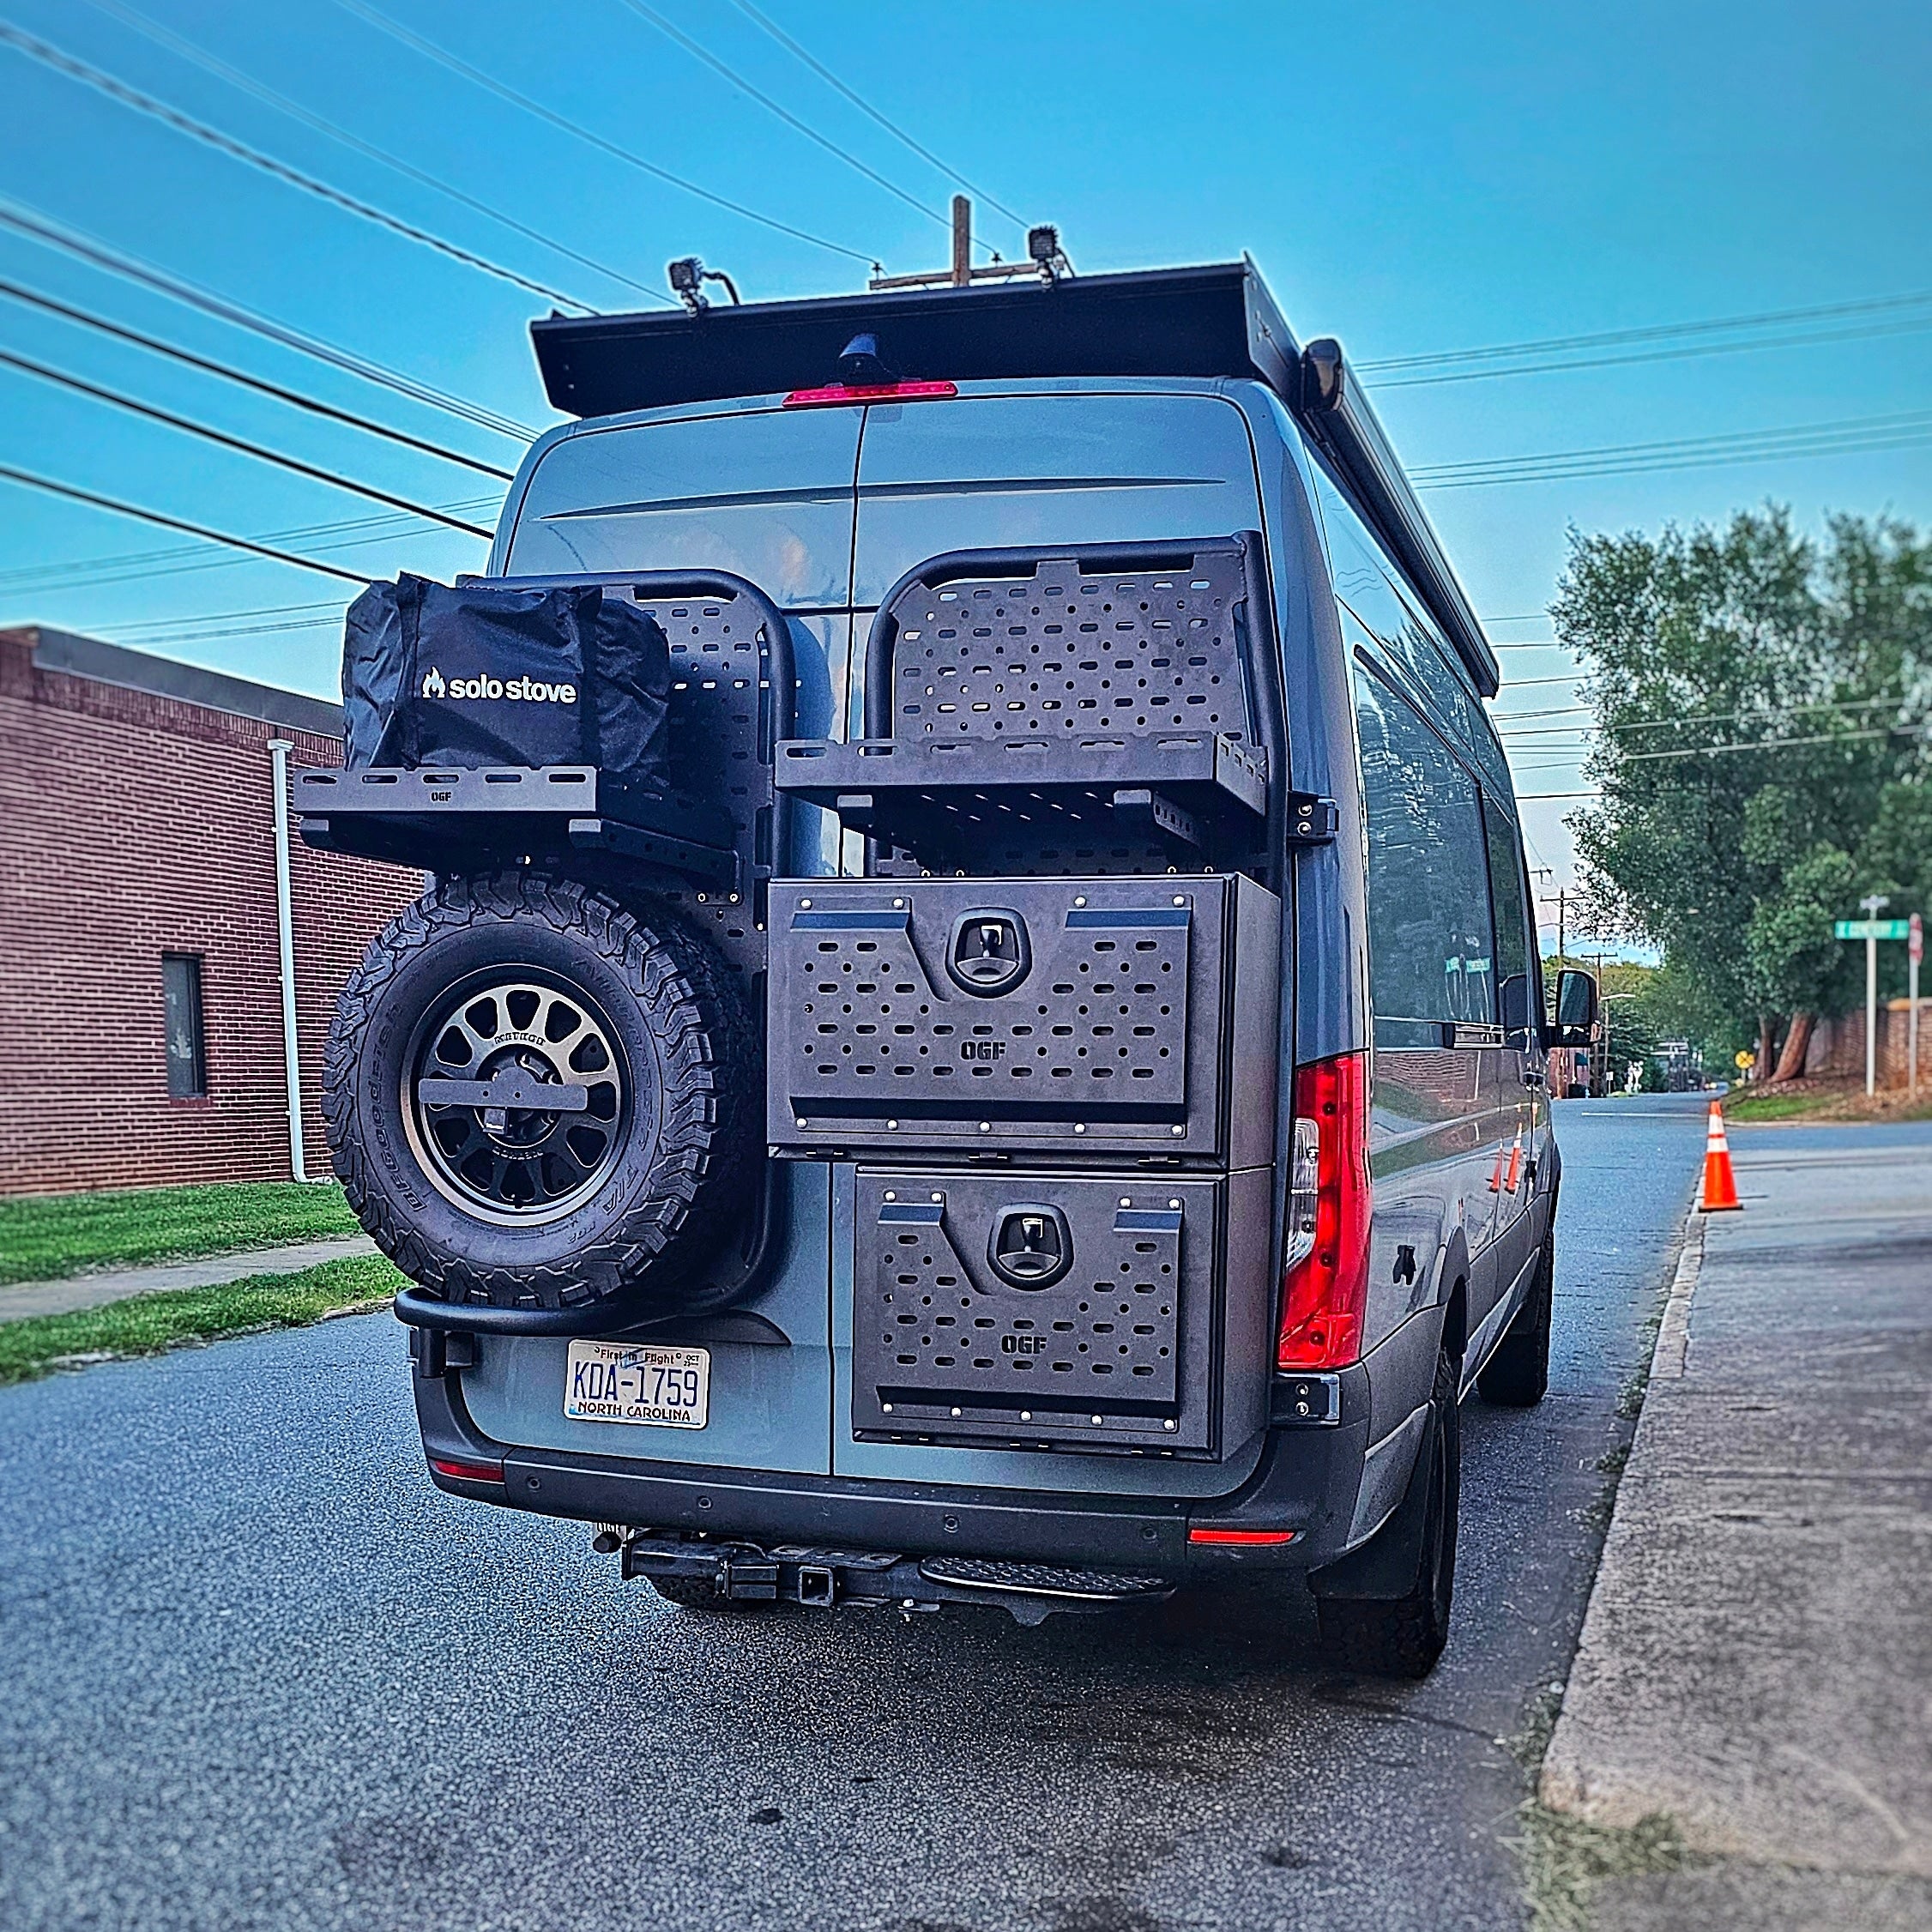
[293,763,740,890]
[773,537,1277,867]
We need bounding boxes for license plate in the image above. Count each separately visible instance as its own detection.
[562,1341,709,1429]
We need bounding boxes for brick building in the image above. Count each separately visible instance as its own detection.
[0,625,423,1196]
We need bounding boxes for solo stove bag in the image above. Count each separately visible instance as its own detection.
[341,575,672,792]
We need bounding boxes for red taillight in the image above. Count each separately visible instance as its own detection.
[429,1455,504,1484]
[782,378,957,408]
[1187,1527,1301,1547]
[1277,1051,1373,1371]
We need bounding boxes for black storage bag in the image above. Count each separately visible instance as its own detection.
[341,577,408,768]
[341,575,672,788]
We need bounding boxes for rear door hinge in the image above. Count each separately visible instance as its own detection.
[1285,793,1340,844]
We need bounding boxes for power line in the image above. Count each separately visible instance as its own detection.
[0,21,596,310]
[612,0,959,240]
[0,277,514,479]
[103,613,347,644]
[1416,408,1932,478]
[721,0,1028,229]
[0,465,375,584]
[0,196,534,439]
[1367,314,1932,390]
[1510,722,1914,770]
[1497,695,1910,739]
[111,597,345,634]
[0,346,496,535]
[83,0,667,306]
[0,497,500,597]
[330,0,880,268]
[1413,409,1932,492]
[1360,286,1932,377]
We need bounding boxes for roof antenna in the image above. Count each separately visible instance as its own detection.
[667,256,742,313]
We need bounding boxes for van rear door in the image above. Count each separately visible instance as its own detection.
[464,402,864,1476]
[830,387,1279,1499]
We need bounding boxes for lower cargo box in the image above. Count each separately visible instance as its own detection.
[850,1165,1272,1458]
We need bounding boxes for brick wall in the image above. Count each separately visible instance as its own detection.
[0,631,424,1195]
[1804,1003,1932,1088]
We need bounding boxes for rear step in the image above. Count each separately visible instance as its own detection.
[608,1531,1173,1625]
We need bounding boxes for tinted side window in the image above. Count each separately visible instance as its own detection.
[1355,664,1495,1028]
[1482,795,1533,1035]
[1311,460,1513,798]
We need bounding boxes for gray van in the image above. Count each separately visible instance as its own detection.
[304,262,1597,1678]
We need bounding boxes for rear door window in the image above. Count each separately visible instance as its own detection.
[503,407,860,607]
[851,391,1263,611]
[1355,661,1495,1034]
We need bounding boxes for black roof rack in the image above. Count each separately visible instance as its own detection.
[529,259,1499,697]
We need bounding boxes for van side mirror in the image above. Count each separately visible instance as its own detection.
[1547,969,1599,1049]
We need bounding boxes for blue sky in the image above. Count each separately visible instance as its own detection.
[2,0,1929,914]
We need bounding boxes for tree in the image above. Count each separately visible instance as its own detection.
[1744,843,1859,1078]
[1553,509,1932,1078]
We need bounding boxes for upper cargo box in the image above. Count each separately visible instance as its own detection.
[774,537,1275,871]
[527,259,1499,697]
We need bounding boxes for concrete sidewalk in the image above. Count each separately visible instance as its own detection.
[1543,1120,1932,1929]
[0,1235,380,1323]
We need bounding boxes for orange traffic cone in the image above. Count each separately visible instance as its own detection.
[1504,1128,1524,1194]
[1700,1101,1742,1212]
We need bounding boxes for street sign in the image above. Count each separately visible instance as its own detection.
[1912,912,1923,967]
[1834,919,1911,939]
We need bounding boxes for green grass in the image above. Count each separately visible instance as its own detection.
[0,1181,361,1287]
[0,1254,404,1387]
[1725,1084,1932,1126]
[1724,1090,1832,1123]
[1515,1806,1699,1930]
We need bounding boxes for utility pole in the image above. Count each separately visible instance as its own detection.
[1911,912,1923,1099]
[1861,891,1890,1096]
[867,200,1074,293]
[950,195,970,286]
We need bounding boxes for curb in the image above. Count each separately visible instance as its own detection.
[1648,1211,1706,1384]
[1539,1198,1706,1815]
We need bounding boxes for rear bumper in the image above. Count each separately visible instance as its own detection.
[414,1358,1368,1574]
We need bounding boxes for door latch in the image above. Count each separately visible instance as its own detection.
[946,909,1031,996]
[988,1204,1072,1289]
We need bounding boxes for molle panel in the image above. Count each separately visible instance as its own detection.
[852,1169,1225,1455]
[771,537,1271,873]
[884,550,1256,747]
[630,588,775,987]
[766,876,1235,1155]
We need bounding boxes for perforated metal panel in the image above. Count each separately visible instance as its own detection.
[772,537,1272,872]
[620,586,778,991]
[852,1170,1225,1454]
[884,548,1254,745]
[767,876,1244,1154]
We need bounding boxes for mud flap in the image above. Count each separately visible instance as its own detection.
[1307,1404,1438,1603]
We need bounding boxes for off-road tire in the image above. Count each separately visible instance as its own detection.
[323,871,758,1315]
[1477,1228,1554,1407]
[1315,1347,1461,1679]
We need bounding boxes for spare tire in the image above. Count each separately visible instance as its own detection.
[323,871,758,1315]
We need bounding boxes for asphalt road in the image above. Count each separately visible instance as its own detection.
[0,1096,1709,1932]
